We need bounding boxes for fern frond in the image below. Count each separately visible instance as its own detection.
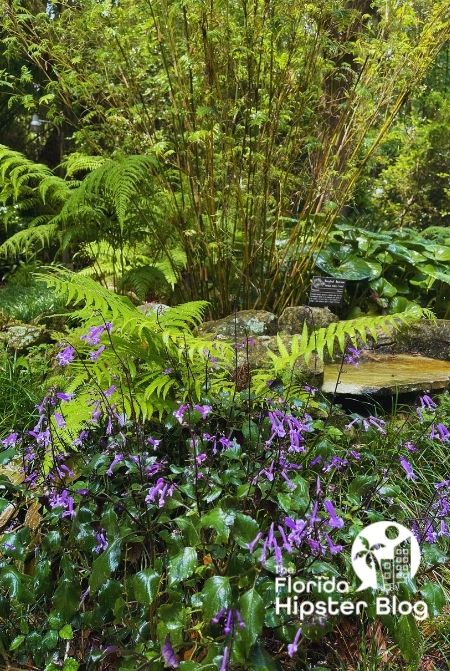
[0,223,58,257]
[63,153,107,177]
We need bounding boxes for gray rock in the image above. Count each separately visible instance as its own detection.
[389,320,450,360]
[0,324,50,351]
[279,306,339,334]
[199,310,278,339]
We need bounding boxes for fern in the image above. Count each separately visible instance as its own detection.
[41,270,230,433]
[0,146,182,294]
[251,308,433,397]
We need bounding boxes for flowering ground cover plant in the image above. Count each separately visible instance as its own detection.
[0,322,450,671]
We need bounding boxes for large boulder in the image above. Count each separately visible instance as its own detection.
[389,320,450,360]
[199,310,278,339]
[279,306,339,334]
[0,324,50,351]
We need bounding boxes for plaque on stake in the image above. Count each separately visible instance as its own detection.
[309,276,346,307]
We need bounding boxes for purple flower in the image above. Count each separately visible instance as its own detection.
[54,412,66,429]
[324,500,344,529]
[363,416,386,434]
[247,532,263,553]
[344,346,362,366]
[106,453,124,476]
[104,385,116,397]
[81,323,112,346]
[400,457,416,481]
[404,441,417,452]
[146,478,175,508]
[56,345,75,367]
[196,452,207,466]
[324,533,343,555]
[147,437,161,450]
[173,403,189,425]
[193,404,212,419]
[162,637,179,668]
[4,541,15,551]
[322,455,348,472]
[94,530,108,553]
[287,628,302,658]
[49,489,75,518]
[56,392,74,402]
[419,394,437,411]
[29,428,51,447]
[90,345,105,361]
[430,423,450,443]
[2,432,18,447]
[219,646,230,671]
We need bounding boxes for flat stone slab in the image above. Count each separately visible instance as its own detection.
[322,354,450,396]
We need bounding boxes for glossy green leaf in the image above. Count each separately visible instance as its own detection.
[250,642,280,670]
[52,577,80,621]
[58,624,73,640]
[233,513,259,548]
[370,278,397,298]
[9,635,25,651]
[169,547,198,585]
[201,576,231,621]
[133,568,161,604]
[200,507,235,542]
[387,244,426,265]
[0,567,24,600]
[236,588,264,656]
[62,660,80,671]
[89,538,122,593]
[421,581,446,617]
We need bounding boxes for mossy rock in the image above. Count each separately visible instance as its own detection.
[0,324,51,351]
[278,306,338,334]
[199,310,278,338]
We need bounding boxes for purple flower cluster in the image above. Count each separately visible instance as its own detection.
[267,409,312,453]
[162,637,179,668]
[173,403,212,424]
[430,423,450,443]
[346,415,386,434]
[56,345,76,367]
[211,607,245,633]
[247,498,344,572]
[49,489,75,519]
[94,530,108,553]
[145,477,175,508]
